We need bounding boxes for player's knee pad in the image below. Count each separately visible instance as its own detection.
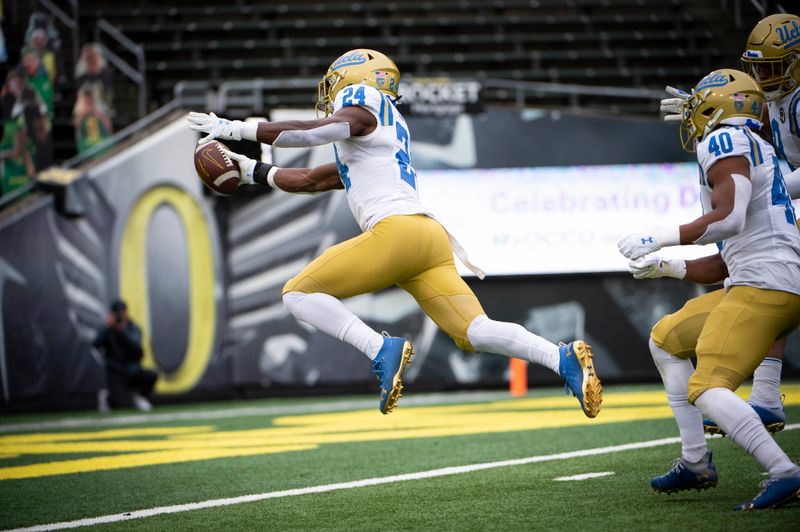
[440,314,473,353]
[649,336,689,372]
[649,337,678,367]
[282,275,305,295]
[687,368,740,404]
[454,335,475,353]
[282,272,327,295]
[650,315,693,360]
[650,315,677,353]
[415,304,477,353]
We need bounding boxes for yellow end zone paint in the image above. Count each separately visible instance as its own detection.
[0,386,797,481]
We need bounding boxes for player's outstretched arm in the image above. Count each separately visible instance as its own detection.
[256,107,376,146]
[187,107,376,147]
[222,147,342,193]
[618,156,751,260]
[271,163,344,193]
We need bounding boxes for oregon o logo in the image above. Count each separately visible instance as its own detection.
[118,185,216,393]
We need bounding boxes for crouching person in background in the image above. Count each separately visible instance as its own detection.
[93,300,157,412]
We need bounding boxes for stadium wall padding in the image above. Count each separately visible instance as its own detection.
[1,110,798,408]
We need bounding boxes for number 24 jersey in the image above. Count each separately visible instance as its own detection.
[331,84,430,232]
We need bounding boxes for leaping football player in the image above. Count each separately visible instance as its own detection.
[187,49,602,417]
[658,13,800,437]
[619,69,800,510]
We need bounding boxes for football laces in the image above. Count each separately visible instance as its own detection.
[217,144,233,167]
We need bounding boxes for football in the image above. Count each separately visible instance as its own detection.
[194,140,239,195]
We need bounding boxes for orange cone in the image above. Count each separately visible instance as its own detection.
[510,358,528,397]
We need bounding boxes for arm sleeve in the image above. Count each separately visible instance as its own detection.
[693,173,752,245]
[272,122,351,147]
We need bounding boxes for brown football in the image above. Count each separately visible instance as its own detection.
[194,140,239,195]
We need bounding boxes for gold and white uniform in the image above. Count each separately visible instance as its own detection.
[696,126,800,294]
[328,83,430,231]
[651,125,800,402]
[283,84,484,350]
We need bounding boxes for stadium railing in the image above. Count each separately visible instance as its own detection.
[35,0,80,67]
[94,19,147,119]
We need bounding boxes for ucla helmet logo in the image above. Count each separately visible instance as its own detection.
[775,18,800,48]
[695,72,729,91]
[331,51,367,71]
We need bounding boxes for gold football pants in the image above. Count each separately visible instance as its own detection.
[283,214,485,351]
[651,286,800,403]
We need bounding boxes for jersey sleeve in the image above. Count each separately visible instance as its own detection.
[696,127,760,174]
[332,84,384,119]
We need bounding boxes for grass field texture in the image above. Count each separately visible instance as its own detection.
[1,383,799,531]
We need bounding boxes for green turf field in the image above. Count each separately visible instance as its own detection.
[1,384,799,531]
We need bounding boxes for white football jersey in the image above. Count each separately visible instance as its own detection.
[331,83,429,231]
[766,86,800,169]
[697,125,800,295]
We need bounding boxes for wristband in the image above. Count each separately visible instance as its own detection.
[253,162,281,189]
[267,166,280,189]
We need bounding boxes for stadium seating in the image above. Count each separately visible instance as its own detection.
[70,0,748,127]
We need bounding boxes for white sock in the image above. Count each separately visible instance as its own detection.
[649,338,707,467]
[749,357,782,408]
[282,291,384,360]
[695,387,800,478]
[466,315,560,374]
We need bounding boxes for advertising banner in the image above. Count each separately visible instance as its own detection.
[397,77,483,116]
[419,163,720,276]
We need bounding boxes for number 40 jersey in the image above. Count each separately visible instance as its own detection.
[331,84,430,232]
[697,125,800,296]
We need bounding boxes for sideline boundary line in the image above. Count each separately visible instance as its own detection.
[9,424,799,532]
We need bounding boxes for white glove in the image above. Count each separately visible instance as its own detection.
[617,227,680,260]
[187,112,258,144]
[220,148,256,185]
[628,256,687,280]
[660,86,689,122]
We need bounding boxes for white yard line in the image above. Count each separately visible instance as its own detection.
[0,391,511,434]
[11,425,800,532]
[553,472,615,481]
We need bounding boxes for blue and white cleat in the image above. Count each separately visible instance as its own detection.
[735,476,800,510]
[651,452,718,494]
[703,402,785,435]
[558,340,602,418]
[371,335,414,414]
